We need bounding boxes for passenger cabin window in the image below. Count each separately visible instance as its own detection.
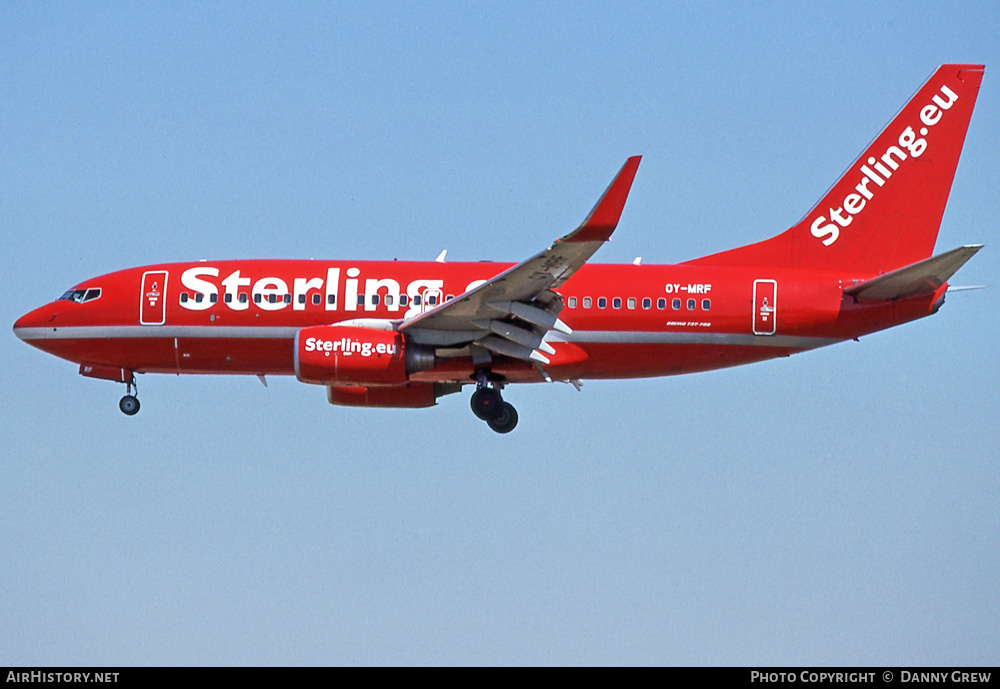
[627,298,636,310]
[657,298,666,310]
[583,297,592,309]
[687,298,696,310]
[400,295,408,306]
[327,294,336,305]
[372,295,380,305]
[240,293,248,303]
[224,293,233,303]
[357,295,365,306]
[612,297,622,309]
[428,295,438,306]
[180,293,189,303]
[385,295,394,306]
[312,294,321,305]
[254,294,262,303]
[598,297,607,309]
[298,294,307,304]
[702,299,711,310]
[568,297,577,308]
[672,298,681,310]
[195,293,204,303]
[210,293,217,303]
[642,298,651,310]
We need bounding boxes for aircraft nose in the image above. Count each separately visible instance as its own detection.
[13,312,32,340]
[13,305,54,341]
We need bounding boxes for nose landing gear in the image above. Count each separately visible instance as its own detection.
[78,364,142,416]
[471,371,518,433]
[119,378,140,416]
[119,394,140,416]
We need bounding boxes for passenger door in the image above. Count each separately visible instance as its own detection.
[140,270,168,325]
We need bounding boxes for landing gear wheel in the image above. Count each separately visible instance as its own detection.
[119,395,140,416]
[487,402,518,434]
[471,388,502,420]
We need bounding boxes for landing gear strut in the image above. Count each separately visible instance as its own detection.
[471,370,517,433]
[119,378,140,416]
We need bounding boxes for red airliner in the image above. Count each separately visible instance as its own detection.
[14,65,985,433]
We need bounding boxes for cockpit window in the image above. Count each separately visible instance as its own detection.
[59,288,102,303]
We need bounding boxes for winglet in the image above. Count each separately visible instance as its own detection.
[565,156,641,243]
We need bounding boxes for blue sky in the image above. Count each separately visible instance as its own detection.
[2,1,998,665]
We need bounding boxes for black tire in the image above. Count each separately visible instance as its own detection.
[470,388,501,420]
[119,395,140,416]
[486,402,518,434]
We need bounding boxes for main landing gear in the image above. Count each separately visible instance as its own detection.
[470,371,518,434]
[119,378,140,416]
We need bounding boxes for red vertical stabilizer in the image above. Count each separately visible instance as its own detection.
[688,64,984,275]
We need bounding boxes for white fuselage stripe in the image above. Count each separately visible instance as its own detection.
[14,325,300,339]
[547,331,840,348]
[14,325,841,349]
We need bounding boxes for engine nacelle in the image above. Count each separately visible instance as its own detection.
[294,324,433,386]
[327,382,460,408]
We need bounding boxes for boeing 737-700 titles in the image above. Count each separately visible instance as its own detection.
[14,65,985,433]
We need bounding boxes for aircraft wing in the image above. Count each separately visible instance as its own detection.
[399,156,641,363]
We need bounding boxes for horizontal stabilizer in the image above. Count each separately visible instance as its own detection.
[844,245,982,300]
